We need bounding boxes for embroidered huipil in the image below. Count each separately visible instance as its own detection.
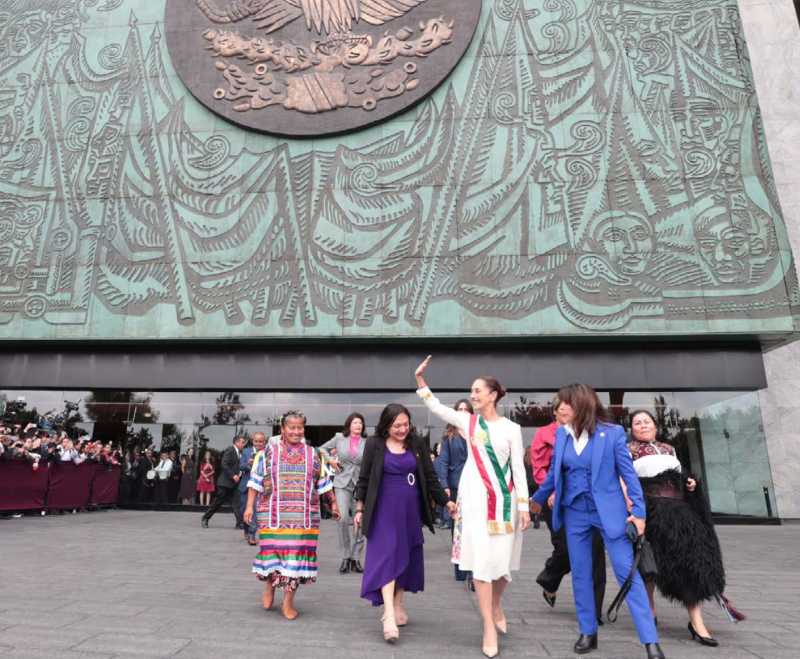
[247,441,333,583]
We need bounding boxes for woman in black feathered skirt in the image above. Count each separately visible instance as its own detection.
[628,410,728,647]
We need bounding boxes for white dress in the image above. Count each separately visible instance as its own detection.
[418,387,529,582]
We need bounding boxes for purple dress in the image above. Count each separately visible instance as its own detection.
[361,449,425,606]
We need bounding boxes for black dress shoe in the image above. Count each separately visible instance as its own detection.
[338,559,350,574]
[645,642,665,659]
[542,590,556,608]
[574,634,597,654]
[688,622,719,647]
[350,559,364,573]
[201,518,208,528]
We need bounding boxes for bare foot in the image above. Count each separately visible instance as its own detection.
[281,593,299,620]
[262,584,274,610]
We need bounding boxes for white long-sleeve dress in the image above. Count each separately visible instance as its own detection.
[418,387,529,582]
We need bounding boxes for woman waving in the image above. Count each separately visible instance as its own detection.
[415,355,530,659]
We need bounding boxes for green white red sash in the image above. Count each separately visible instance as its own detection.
[468,414,513,535]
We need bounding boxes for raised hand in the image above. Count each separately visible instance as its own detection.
[415,355,433,387]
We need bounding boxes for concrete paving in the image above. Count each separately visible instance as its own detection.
[0,510,797,659]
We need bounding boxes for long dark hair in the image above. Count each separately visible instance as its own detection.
[556,383,611,438]
[343,412,366,437]
[445,399,473,438]
[375,404,414,445]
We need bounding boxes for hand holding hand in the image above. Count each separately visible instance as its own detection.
[330,505,341,521]
[627,515,646,536]
[445,501,457,518]
[686,477,697,492]
[529,499,542,515]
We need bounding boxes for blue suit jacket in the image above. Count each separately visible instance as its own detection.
[435,435,469,491]
[238,446,256,493]
[532,422,646,539]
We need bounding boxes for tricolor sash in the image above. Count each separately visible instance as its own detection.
[468,414,514,535]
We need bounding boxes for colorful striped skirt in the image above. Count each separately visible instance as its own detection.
[252,526,320,585]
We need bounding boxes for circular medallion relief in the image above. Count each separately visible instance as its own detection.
[165,0,482,137]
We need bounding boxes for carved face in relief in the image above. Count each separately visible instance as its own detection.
[693,207,767,285]
[676,98,726,149]
[165,0,481,136]
[592,211,655,277]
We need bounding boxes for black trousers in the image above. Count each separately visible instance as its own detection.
[202,484,243,525]
[154,479,169,505]
[536,505,606,617]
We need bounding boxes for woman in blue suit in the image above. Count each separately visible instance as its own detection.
[530,384,665,659]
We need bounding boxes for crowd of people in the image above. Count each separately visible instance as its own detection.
[0,424,122,470]
[223,355,748,659]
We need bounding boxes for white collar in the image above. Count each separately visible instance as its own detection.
[564,424,588,442]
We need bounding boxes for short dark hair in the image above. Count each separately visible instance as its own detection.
[343,412,366,436]
[375,404,413,443]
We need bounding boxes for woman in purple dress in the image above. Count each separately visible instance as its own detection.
[354,404,456,644]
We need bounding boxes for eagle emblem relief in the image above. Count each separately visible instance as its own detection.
[165,0,480,135]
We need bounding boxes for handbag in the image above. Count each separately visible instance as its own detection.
[607,522,657,623]
[637,537,659,581]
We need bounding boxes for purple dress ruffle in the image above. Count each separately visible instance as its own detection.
[360,449,425,606]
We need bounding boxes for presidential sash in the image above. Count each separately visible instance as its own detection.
[468,414,513,535]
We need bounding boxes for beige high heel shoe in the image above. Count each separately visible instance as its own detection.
[382,614,399,643]
[493,609,507,634]
[395,606,408,627]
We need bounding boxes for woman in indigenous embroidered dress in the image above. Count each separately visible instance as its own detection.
[414,356,530,659]
[243,411,340,620]
[628,410,740,647]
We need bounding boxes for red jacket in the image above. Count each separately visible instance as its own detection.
[530,421,558,486]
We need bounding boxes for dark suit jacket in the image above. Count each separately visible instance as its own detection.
[217,445,241,489]
[355,434,451,538]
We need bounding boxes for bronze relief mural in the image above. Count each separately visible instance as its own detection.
[0,0,797,341]
[165,0,481,135]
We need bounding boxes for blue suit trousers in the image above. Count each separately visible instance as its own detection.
[563,496,657,645]
[239,488,256,539]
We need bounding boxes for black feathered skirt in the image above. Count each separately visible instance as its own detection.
[641,470,725,607]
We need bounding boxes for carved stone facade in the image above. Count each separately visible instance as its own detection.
[0,0,797,341]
